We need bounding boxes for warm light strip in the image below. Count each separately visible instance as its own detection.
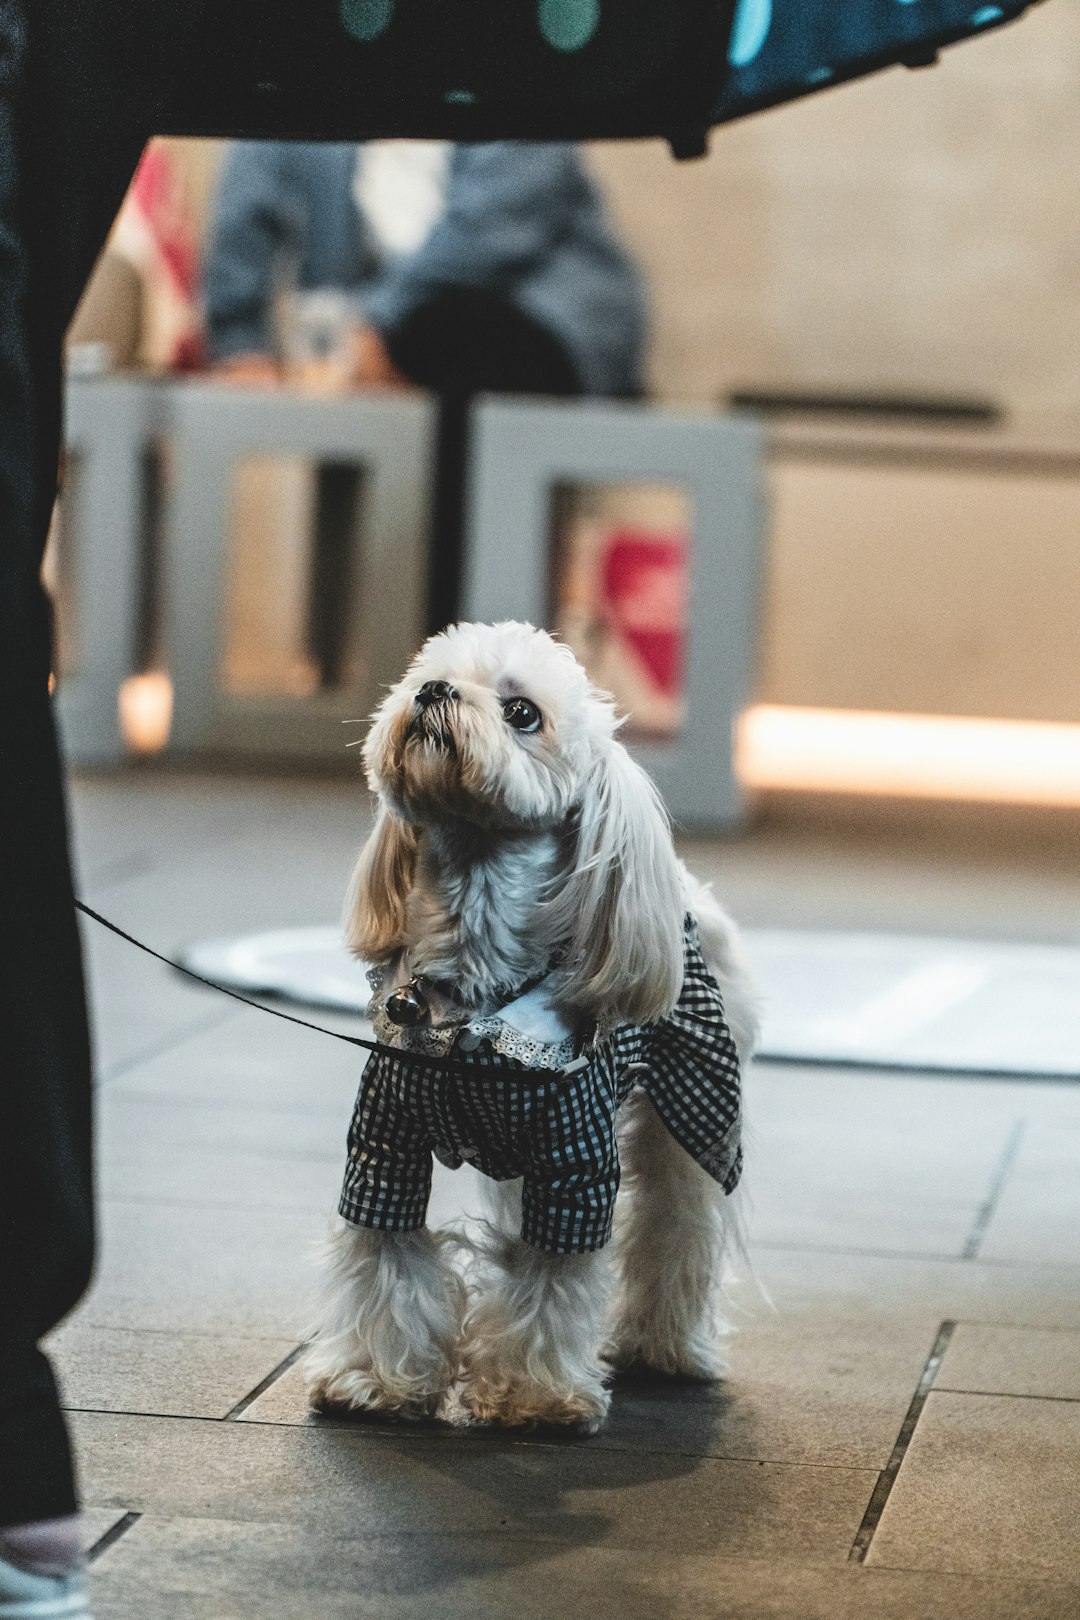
[736,706,1080,807]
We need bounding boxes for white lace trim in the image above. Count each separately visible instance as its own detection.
[367,965,576,1070]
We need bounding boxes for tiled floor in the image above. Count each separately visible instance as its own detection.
[54,771,1080,1618]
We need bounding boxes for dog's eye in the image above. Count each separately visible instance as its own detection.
[502,696,542,734]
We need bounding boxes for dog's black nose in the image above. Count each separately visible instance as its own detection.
[415,680,457,707]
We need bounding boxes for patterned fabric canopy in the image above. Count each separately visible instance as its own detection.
[716,0,1031,125]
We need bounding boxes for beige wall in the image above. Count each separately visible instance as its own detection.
[588,3,1080,410]
[760,453,1080,722]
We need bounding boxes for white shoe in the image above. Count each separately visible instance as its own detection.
[0,1556,92,1619]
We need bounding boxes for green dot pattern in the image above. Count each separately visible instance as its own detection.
[339,0,394,43]
[537,0,600,53]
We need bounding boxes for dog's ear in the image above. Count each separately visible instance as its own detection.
[344,807,419,961]
[556,737,685,1026]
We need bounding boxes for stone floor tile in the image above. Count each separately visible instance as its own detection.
[80,805,369,1078]
[76,1200,318,1337]
[867,1390,1080,1579]
[977,1122,1080,1266]
[103,1146,342,1213]
[96,1092,343,1211]
[47,1324,298,1419]
[680,820,1080,945]
[937,1323,1080,1401]
[72,1413,875,1562]
[106,1012,364,1113]
[70,772,317,888]
[89,1518,1080,1620]
[71,772,365,899]
[83,920,231,1082]
[98,1089,344,1160]
[743,1066,1021,1257]
[751,1247,1080,1335]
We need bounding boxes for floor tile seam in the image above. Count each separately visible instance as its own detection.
[67,1405,299,1423]
[95,1007,241,1087]
[748,1240,969,1263]
[81,1517,836,1556]
[97,1197,335,1215]
[961,1118,1029,1261]
[748,1056,1080,1084]
[861,1554,1080,1590]
[113,1406,882,1472]
[52,1323,299,1344]
[67,1399,874,1468]
[102,1096,350,1117]
[928,1387,1080,1407]
[73,1323,302,1344]
[100,1145,343,1168]
[751,1240,1080,1274]
[224,1345,310,1420]
[78,1520,868,1571]
[954,1254,1080,1273]
[78,1510,868,1565]
[85,1511,142,1566]
[847,1318,955,1566]
[945,1317,1080,1334]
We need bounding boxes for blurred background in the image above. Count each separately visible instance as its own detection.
[52,1,1080,837]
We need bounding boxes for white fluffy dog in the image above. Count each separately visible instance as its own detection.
[305,621,757,1432]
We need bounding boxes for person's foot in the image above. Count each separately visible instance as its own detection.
[0,1520,92,1619]
[0,1554,92,1618]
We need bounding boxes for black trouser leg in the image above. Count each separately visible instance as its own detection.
[307,462,362,689]
[383,289,582,634]
[0,0,208,1528]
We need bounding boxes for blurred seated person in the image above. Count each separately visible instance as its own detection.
[202,140,646,636]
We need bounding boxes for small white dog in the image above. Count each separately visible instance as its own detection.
[305,621,757,1432]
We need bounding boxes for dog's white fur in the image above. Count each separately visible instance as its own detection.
[306,621,758,1431]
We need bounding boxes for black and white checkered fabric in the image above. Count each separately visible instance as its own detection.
[338,917,742,1255]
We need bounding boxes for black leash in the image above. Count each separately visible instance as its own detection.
[74,900,591,1085]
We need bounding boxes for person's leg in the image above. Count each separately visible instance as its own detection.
[0,0,208,1571]
[0,1,93,1543]
[383,289,581,632]
[307,462,362,689]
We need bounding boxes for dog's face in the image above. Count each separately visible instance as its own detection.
[352,620,687,1023]
[364,621,616,830]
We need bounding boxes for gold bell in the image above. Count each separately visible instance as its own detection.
[385,979,429,1027]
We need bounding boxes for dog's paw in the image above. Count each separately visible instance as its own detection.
[605,1325,727,1381]
[305,1361,444,1422]
[457,1378,611,1434]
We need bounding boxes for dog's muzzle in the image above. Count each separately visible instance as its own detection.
[409,680,459,747]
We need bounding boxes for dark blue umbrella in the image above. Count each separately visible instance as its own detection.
[169,0,1040,149]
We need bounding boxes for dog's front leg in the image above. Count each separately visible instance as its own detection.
[304,1221,465,1420]
[458,1185,612,1432]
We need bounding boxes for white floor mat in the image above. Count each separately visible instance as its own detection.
[180,926,1080,1079]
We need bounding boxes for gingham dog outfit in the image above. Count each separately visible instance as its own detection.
[338,917,742,1255]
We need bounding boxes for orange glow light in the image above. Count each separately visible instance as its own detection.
[736,706,1080,807]
[119,671,173,756]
